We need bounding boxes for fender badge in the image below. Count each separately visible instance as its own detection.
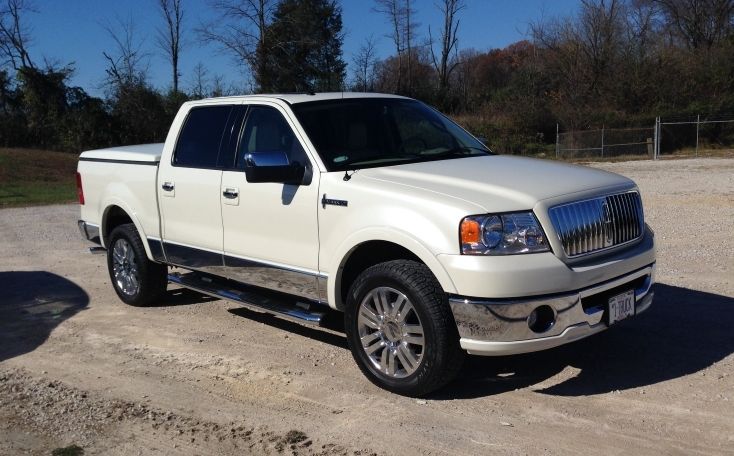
[322,194,348,208]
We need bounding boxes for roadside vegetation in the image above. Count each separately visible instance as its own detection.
[0,0,732,205]
[0,148,77,207]
[1,0,733,155]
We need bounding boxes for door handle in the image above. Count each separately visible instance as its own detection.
[161,182,175,192]
[222,188,239,199]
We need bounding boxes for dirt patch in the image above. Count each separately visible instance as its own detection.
[0,369,357,455]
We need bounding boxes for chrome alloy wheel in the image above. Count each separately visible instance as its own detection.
[111,238,140,297]
[357,287,425,378]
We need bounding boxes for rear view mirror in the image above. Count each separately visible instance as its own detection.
[244,152,307,185]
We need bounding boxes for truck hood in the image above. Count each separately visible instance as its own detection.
[358,155,634,212]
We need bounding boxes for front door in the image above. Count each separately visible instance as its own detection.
[221,104,322,300]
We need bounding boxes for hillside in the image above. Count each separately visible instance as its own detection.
[0,148,78,207]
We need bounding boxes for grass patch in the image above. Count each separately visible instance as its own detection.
[51,445,84,456]
[0,148,78,208]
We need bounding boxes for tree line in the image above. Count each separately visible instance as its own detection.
[1,0,733,155]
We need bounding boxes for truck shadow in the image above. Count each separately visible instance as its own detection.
[227,306,348,350]
[0,271,89,363]
[150,287,219,307]
[434,283,734,399]
[174,282,733,399]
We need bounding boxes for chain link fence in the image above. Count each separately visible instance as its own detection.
[557,116,734,161]
[656,116,734,157]
[556,127,655,160]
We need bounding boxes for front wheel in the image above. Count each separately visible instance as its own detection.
[107,223,167,306]
[345,260,464,396]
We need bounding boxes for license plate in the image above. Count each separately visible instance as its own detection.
[608,290,635,325]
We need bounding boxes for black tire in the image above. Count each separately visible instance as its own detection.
[345,260,464,396]
[106,223,167,306]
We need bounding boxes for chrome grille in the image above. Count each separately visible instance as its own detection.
[548,191,644,257]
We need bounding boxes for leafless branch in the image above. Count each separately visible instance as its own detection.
[157,0,184,92]
[0,0,36,70]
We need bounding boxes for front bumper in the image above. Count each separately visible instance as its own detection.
[449,264,655,356]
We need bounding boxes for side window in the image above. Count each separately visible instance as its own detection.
[173,105,233,168]
[238,106,309,167]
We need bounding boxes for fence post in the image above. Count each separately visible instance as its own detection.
[696,114,701,157]
[601,126,605,158]
[653,117,659,160]
[555,123,559,159]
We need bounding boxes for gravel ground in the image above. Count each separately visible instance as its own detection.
[1,157,732,455]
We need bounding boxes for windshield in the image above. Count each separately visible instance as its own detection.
[290,98,492,171]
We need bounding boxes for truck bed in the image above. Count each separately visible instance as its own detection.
[78,144,163,250]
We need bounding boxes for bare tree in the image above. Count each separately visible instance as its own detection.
[157,0,184,93]
[373,0,419,93]
[531,0,625,95]
[578,0,625,90]
[652,0,734,49]
[352,34,379,91]
[103,15,150,88]
[429,0,465,92]
[198,0,276,88]
[189,61,209,98]
[0,0,35,70]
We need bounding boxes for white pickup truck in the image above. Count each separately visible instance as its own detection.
[77,93,655,396]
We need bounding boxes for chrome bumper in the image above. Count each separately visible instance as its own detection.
[449,264,655,356]
[77,220,101,245]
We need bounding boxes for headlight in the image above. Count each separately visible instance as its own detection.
[460,212,549,255]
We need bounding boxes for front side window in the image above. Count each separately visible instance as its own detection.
[290,98,491,171]
[173,105,233,168]
[238,106,309,168]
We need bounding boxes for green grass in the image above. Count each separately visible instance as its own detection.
[52,445,84,456]
[0,148,78,208]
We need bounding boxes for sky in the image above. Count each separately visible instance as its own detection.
[23,0,580,97]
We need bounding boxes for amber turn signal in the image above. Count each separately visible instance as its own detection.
[460,218,481,244]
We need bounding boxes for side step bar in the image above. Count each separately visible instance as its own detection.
[168,271,327,326]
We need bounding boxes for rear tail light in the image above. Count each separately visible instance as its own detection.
[76,172,85,205]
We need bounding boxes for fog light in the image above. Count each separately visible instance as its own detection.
[528,305,556,333]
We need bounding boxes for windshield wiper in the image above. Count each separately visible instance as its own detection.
[340,154,418,167]
[420,146,490,158]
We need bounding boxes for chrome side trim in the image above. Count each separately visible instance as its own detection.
[78,220,101,245]
[449,264,655,350]
[147,238,166,262]
[162,241,226,276]
[224,254,326,303]
[155,239,327,303]
[224,251,322,277]
[316,275,328,303]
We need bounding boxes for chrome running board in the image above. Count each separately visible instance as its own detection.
[167,271,326,326]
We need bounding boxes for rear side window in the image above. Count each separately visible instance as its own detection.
[173,105,233,168]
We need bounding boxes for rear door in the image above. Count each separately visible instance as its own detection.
[157,104,242,273]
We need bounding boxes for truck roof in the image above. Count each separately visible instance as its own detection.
[193,92,410,105]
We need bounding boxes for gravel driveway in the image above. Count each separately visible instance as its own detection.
[1,158,732,455]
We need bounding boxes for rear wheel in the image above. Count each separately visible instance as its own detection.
[345,260,464,396]
[107,223,167,306]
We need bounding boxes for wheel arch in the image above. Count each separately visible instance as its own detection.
[101,203,156,262]
[328,231,458,311]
